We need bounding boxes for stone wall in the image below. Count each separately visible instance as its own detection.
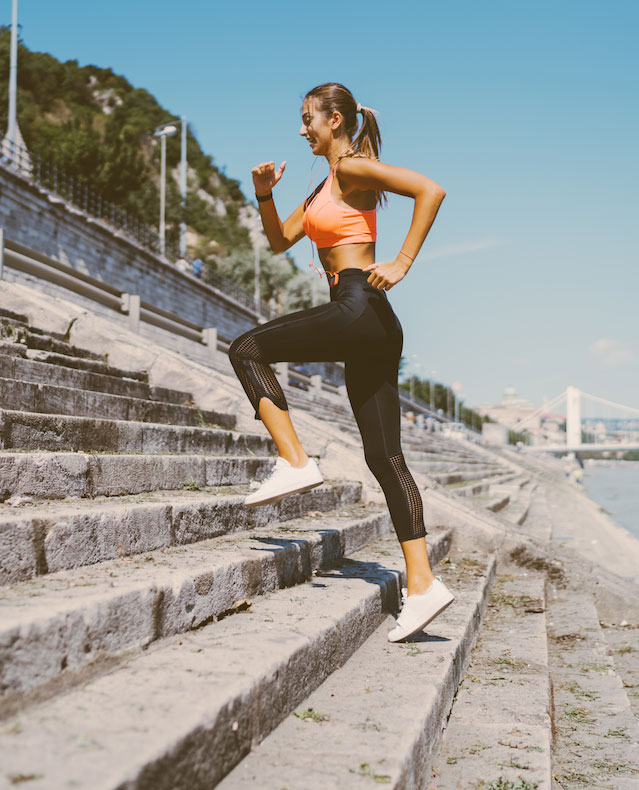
[0,164,259,342]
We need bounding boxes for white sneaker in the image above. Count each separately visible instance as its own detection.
[244,457,323,507]
[387,576,455,642]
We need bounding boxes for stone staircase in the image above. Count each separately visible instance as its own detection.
[1,301,638,789]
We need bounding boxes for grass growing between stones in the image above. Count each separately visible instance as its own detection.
[563,680,599,701]
[7,773,45,785]
[562,706,594,724]
[293,707,329,723]
[349,763,391,783]
[476,777,538,790]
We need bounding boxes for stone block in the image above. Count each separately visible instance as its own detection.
[43,503,173,571]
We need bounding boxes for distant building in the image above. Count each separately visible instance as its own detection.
[478,386,540,432]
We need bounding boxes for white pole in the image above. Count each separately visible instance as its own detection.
[7,0,18,152]
[566,385,582,448]
[159,133,166,257]
[179,115,187,257]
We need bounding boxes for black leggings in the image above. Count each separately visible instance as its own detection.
[228,268,426,543]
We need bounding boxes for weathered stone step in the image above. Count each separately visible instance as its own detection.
[0,528,453,789]
[0,315,106,362]
[0,352,190,404]
[494,481,534,526]
[0,410,254,454]
[24,347,148,380]
[431,468,506,486]
[0,306,29,325]
[600,621,639,722]
[405,449,498,465]
[411,460,503,473]
[0,504,396,713]
[0,480,361,583]
[218,548,496,789]
[482,492,511,512]
[547,587,639,788]
[0,377,231,428]
[0,451,277,501]
[430,571,551,789]
[446,472,524,498]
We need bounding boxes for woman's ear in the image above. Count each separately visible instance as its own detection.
[330,110,344,133]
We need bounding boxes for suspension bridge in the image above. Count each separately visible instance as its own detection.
[515,386,639,453]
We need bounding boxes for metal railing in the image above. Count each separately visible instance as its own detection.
[0,138,276,318]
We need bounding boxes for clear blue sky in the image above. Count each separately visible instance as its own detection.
[9,0,639,410]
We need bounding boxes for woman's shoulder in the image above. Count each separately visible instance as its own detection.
[335,154,384,180]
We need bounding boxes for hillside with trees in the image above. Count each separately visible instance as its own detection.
[0,28,321,312]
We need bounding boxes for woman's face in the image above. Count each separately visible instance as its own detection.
[299,98,335,156]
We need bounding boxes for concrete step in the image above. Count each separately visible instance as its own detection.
[0,504,395,712]
[600,621,639,722]
[218,546,496,789]
[0,306,29,325]
[547,587,639,788]
[0,314,107,362]
[0,528,453,789]
[0,352,191,405]
[0,377,233,429]
[0,451,279,501]
[495,482,534,526]
[0,478,362,583]
[432,468,507,486]
[0,410,260,454]
[446,472,524,498]
[411,460,504,474]
[460,491,510,513]
[430,571,551,789]
[405,450,496,465]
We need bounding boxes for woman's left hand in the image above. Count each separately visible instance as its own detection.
[362,258,410,291]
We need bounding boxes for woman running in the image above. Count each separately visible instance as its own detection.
[229,82,453,641]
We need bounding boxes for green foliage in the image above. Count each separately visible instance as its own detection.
[508,429,531,445]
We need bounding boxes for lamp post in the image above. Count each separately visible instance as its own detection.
[7,0,17,152]
[451,381,463,423]
[153,122,178,258]
[430,370,437,414]
[179,115,187,257]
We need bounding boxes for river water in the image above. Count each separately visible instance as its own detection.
[582,461,639,541]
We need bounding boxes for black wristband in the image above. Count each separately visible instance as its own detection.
[256,192,273,203]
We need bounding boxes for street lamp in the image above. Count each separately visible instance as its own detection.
[153,122,177,258]
[430,371,437,414]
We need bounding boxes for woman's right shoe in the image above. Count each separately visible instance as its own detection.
[244,457,323,506]
[387,576,455,642]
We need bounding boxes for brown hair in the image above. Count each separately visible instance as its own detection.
[304,82,385,205]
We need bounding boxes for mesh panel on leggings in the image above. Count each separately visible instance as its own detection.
[228,334,288,419]
[389,453,426,541]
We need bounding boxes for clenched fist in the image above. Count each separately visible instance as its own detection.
[252,161,287,197]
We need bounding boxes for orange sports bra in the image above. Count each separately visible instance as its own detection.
[302,166,377,249]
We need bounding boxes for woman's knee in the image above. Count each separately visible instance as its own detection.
[228,330,259,365]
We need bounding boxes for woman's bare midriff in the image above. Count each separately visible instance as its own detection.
[317,242,375,275]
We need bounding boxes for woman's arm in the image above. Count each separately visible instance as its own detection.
[252,160,306,253]
[336,157,446,290]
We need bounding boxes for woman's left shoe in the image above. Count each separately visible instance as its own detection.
[245,456,323,506]
[387,576,455,642]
